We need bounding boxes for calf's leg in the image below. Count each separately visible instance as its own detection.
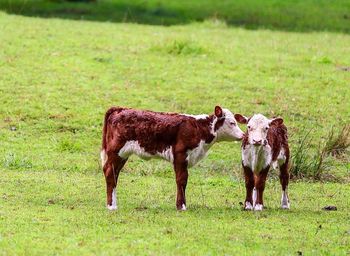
[102,151,128,210]
[254,166,269,211]
[173,153,188,211]
[243,164,254,210]
[279,162,290,209]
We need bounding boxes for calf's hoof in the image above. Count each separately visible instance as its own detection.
[281,202,290,209]
[107,204,117,211]
[254,204,263,211]
[177,204,187,211]
[244,202,253,211]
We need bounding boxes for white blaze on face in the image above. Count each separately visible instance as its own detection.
[246,114,270,145]
[216,109,244,141]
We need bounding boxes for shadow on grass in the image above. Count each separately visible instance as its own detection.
[1,0,349,33]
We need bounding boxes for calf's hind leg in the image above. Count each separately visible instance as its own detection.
[102,151,128,210]
[279,162,290,209]
[173,152,188,211]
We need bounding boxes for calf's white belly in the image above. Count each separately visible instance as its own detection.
[118,140,212,168]
[118,140,174,163]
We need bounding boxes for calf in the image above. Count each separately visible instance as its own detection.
[101,106,244,210]
[234,113,290,211]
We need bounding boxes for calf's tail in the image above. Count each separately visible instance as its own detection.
[102,107,122,150]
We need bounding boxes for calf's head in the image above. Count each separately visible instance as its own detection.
[234,113,283,146]
[214,106,244,141]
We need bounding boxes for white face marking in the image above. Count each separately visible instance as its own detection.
[242,144,272,173]
[246,114,270,145]
[245,201,253,210]
[181,204,187,211]
[216,109,244,141]
[281,189,290,209]
[118,141,174,163]
[186,140,213,167]
[107,188,117,210]
[100,149,108,167]
[254,204,263,211]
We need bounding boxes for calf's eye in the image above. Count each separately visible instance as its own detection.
[230,122,236,126]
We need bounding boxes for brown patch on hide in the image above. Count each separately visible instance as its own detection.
[267,123,289,163]
[103,108,217,155]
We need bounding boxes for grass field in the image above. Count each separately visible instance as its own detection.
[0,0,349,255]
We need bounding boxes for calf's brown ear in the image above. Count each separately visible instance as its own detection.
[269,118,283,126]
[214,106,223,118]
[234,114,248,124]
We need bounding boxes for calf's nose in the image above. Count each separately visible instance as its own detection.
[253,139,262,145]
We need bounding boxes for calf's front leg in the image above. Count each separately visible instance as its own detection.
[254,166,269,211]
[243,164,254,210]
[173,152,188,211]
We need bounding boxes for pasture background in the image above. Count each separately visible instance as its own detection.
[0,0,349,255]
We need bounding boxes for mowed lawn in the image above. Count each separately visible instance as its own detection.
[0,1,350,254]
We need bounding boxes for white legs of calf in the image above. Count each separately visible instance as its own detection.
[244,201,254,210]
[107,188,117,211]
[245,188,263,211]
[252,187,263,211]
[245,188,290,211]
[252,187,257,207]
[106,188,289,211]
[281,189,290,209]
[254,204,263,211]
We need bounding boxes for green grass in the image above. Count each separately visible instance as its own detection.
[1,169,349,255]
[0,1,350,254]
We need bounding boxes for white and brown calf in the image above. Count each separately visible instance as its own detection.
[234,113,290,211]
[101,106,244,211]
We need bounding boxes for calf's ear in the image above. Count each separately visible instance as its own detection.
[234,114,248,124]
[214,106,223,118]
[269,118,283,126]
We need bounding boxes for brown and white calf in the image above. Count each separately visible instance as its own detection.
[234,113,290,211]
[101,106,244,210]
